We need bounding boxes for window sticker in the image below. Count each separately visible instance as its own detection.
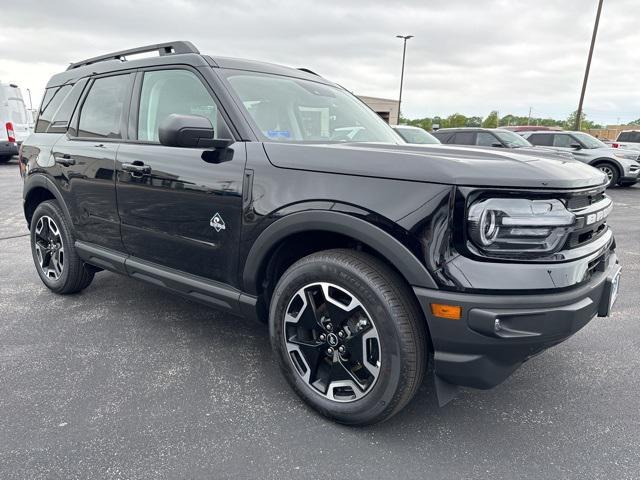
[267,130,291,139]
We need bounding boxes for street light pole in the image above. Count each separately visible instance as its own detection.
[396,34,413,125]
[575,0,604,131]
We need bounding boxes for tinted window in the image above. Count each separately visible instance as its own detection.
[35,85,72,133]
[453,132,476,145]
[78,75,130,138]
[618,131,640,143]
[47,79,88,133]
[138,70,219,142]
[553,134,575,148]
[476,132,499,147]
[432,131,454,143]
[394,127,440,144]
[527,134,553,146]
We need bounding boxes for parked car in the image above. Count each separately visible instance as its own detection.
[0,81,31,162]
[521,130,640,187]
[392,125,440,144]
[432,127,575,160]
[609,130,640,152]
[20,41,620,425]
[501,125,563,132]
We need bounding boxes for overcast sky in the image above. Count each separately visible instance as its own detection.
[1,0,638,124]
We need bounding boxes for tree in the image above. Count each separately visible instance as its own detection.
[482,111,499,128]
[447,113,467,128]
[565,110,602,130]
[466,116,483,127]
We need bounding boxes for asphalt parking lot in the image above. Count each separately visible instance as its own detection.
[1,157,639,480]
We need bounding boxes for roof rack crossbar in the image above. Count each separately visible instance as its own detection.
[66,41,200,71]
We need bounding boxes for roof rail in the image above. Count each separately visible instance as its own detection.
[66,41,200,71]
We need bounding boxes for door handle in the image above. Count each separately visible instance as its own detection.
[54,154,76,166]
[122,163,151,175]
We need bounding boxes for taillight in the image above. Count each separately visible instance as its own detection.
[611,143,619,148]
[5,122,15,143]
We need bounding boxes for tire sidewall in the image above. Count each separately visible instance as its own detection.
[30,201,73,292]
[270,257,409,425]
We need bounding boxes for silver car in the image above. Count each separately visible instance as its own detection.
[521,130,640,187]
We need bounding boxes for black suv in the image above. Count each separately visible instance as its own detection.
[20,42,621,425]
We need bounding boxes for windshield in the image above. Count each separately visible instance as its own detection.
[573,132,607,149]
[224,71,400,143]
[493,130,532,148]
[394,127,440,144]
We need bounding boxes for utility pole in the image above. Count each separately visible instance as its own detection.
[527,107,532,125]
[576,0,604,131]
[396,35,413,124]
[26,88,33,110]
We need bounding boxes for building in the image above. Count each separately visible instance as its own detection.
[588,124,640,141]
[357,96,400,125]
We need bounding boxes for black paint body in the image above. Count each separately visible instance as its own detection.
[20,48,619,393]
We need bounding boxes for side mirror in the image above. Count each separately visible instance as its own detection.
[570,143,582,150]
[158,114,233,149]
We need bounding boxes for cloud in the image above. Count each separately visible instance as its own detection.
[1,0,638,123]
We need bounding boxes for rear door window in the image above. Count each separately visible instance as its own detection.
[527,134,553,146]
[453,132,476,145]
[77,75,131,139]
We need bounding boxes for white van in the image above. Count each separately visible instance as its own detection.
[0,82,31,162]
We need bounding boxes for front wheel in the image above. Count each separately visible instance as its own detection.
[594,162,620,187]
[269,249,428,425]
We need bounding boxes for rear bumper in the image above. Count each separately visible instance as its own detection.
[0,141,18,156]
[413,252,620,390]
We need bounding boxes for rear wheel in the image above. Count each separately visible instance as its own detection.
[269,249,428,425]
[0,155,12,163]
[30,200,95,294]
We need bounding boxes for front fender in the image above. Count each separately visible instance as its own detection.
[242,210,438,294]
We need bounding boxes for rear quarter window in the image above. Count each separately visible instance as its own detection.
[35,85,72,133]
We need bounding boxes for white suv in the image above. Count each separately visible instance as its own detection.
[0,82,32,162]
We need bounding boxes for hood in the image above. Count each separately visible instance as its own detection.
[263,142,607,190]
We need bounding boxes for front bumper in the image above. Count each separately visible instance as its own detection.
[413,252,620,390]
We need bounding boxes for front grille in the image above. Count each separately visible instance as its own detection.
[564,194,612,250]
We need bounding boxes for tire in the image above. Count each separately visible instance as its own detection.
[30,200,95,294]
[269,249,428,425]
[593,161,620,188]
[618,180,637,187]
[0,155,12,163]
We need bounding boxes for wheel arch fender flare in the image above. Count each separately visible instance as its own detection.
[23,174,74,230]
[242,210,438,295]
[590,157,623,175]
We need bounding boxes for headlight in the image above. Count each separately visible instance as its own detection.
[614,152,637,160]
[467,198,576,257]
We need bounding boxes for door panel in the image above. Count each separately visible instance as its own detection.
[115,143,246,285]
[50,138,123,251]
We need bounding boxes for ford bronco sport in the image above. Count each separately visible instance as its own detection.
[20,41,621,425]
